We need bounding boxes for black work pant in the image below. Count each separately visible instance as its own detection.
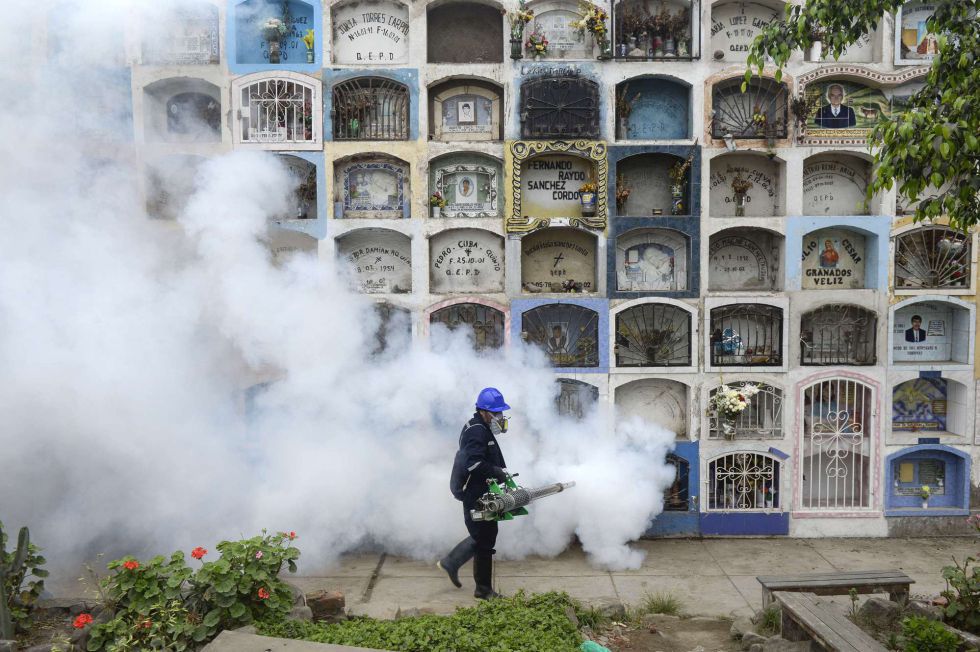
[463,501,498,554]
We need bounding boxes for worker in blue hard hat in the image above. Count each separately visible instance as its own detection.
[438,387,511,599]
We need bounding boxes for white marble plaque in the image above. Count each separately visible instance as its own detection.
[337,229,412,294]
[709,155,779,217]
[708,233,772,290]
[536,9,591,59]
[267,227,317,265]
[893,303,952,362]
[615,229,689,292]
[801,229,866,289]
[522,155,594,218]
[521,229,596,293]
[429,229,504,294]
[802,158,870,215]
[615,379,688,438]
[709,1,780,62]
[332,0,410,64]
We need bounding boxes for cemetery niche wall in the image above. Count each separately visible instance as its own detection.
[615,152,689,218]
[709,303,783,367]
[335,228,412,294]
[233,0,316,66]
[895,2,940,65]
[331,0,409,64]
[508,140,607,232]
[427,2,503,63]
[521,227,597,293]
[709,153,781,217]
[800,304,877,366]
[615,77,690,140]
[233,73,319,147]
[708,229,781,291]
[429,153,501,219]
[801,228,867,289]
[615,378,689,439]
[801,154,871,216]
[429,301,506,351]
[278,154,317,220]
[526,0,593,60]
[886,446,971,514]
[709,0,780,63]
[612,0,700,60]
[555,378,599,419]
[141,2,219,65]
[519,74,600,140]
[142,78,221,143]
[429,229,505,294]
[710,76,787,140]
[334,154,409,219]
[521,303,600,367]
[613,302,693,367]
[615,228,690,292]
[891,300,973,366]
[428,79,502,142]
[894,226,972,291]
[331,76,410,141]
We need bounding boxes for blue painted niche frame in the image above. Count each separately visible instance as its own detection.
[785,216,890,291]
[511,297,610,373]
[608,144,702,219]
[608,218,700,299]
[322,68,419,142]
[227,0,322,74]
[275,151,327,239]
[884,444,971,517]
[645,441,701,537]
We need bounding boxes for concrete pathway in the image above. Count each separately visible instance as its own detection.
[289,537,979,621]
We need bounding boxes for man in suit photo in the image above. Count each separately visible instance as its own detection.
[814,84,857,128]
[905,314,927,342]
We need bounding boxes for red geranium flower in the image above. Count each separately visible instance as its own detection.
[123,560,140,571]
[257,587,270,599]
[73,614,94,629]
[288,531,297,540]
[191,547,208,560]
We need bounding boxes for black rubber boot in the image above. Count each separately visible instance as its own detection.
[437,537,476,588]
[473,551,500,600]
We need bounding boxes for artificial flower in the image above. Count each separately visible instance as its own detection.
[73,614,94,629]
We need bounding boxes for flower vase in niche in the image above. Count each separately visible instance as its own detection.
[721,417,737,440]
[263,18,286,64]
[677,38,689,57]
[919,485,930,509]
[652,35,664,57]
[349,118,360,138]
[670,185,684,215]
[579,183,597,216]
[302,30,315,63]
[511,38,523,59]
[731,174,753,218]
[664,37,675,57]
[430,192,447,218]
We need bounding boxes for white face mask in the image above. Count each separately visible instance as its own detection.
[489,413,509,435]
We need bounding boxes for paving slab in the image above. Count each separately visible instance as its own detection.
[619,539,725,576]
[314,554,383,578]
[702,538,837,575]
[494,546,596,577]
[358,576,477,616]
[609,574,751,619]
[202,630,385,652]
[379,556,445,578]
[495,574,619,604]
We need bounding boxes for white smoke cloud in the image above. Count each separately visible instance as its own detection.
[0,0,677,583]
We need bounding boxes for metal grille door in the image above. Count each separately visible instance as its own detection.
[800,305,877,366]
[239,78,315,144]
[711,78,788,139]
[895,227,971,290]
[615,303,692,367]
[332,77,409,140]
[520,78,599,139]
[707,452,779,510]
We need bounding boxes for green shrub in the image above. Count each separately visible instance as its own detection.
[758,605,781,635]
[940,555,979,635]
[85,530,300,651]
[0,521,48,638]
[639,592,683,616]
[259,591,582,652]
[901,616,960,652]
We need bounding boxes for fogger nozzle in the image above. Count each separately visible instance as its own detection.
[470,481,576,522]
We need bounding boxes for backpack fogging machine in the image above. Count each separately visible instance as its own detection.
[470,473,576,522]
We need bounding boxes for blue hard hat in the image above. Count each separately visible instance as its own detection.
[476,387,511,412]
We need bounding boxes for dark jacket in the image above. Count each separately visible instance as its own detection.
[814,104,857,128]
[450,412,507,504]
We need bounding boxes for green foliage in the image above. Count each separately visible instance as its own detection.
[259,591,583,652]
[745,0,980,230]
[939,555,980,634]
[87,530,300,651]
[0,521,48,639]
[758,605,781,635]
[574,603,609,630]
[638,592,683,616]
[900,616,960,652]
[848,587,860,619]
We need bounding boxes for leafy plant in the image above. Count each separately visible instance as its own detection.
[574,603,609,630]
[639,591,682,616]
[848,587,860,619]
[758,605,781,635]
[260,591,582,652]
[85,530,300,651]
[901,616,960,652]
[939,555,979,634]
[0,521,48,639]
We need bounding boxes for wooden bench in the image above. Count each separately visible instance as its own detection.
[757,569,914,608]
[773,592,887,652]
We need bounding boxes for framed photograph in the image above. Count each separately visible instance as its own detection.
[457,100,475,124]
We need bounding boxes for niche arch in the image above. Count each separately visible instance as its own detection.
[428,77,503,141]
[427,1,504,63]
[615,76,691,140]
[143,78,221,143]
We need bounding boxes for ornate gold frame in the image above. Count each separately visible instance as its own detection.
[505,140,607,234]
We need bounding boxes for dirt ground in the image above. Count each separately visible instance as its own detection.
[598,614,742,652]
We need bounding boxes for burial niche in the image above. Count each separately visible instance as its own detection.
[235,75,318,145]
[521,228,597,293]
[335,228,412,294]
[427,2,503,63]
[614,303,692,367]
[802,155,871,215]
[521,154,597,219]
[143,79,221,143]
[529,1,593,59]
[142,2,219,65]
[331,0,409,64]
[800,304,877,366]
[371,302,412,355]
[707,382,783,439]
[892,301,972,365]
[429,79,502,142]
[266,226,317,265]
[332,77,410,141]
[708,229,781,291]
[520,76,599,139]
[234,0,315,65]
[709,1,780,63]
[429,229,504,294]
[896,2,940,64]
[615,228,690,292]
[801,228,867,289]
[615,379,688,438]
[613,0,698,60]
[708,154,781,217]
[430,154,501,218]
[709,303,783,366]
[279,155,317,220]
[521,303,600,367]
[892,378,964,435]
[616,153,685,217]
[430,302,505,351]
[146,155,204,220]
[895,227,971,291]
[334,155,408,219]
[711,77,787,139]
[555,378,599,419]
[616,78,690,140]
